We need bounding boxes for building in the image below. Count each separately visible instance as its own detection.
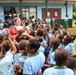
[0,0,76,22]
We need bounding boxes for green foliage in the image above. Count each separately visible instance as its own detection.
[71,32,76,35]
[73,4,76,19]
[73,4,76,12]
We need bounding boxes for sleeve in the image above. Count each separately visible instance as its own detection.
[0,51,13,66]
[65,46,70,54]
[23,60,32,75]
[43,70,48,75]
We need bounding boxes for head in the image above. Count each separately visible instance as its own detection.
[36,29,44,37]
[62,35,72,45]
[57,34,64,43]
[13,17,21,26]
[66,57,76,69]
[19,40,27,55]
[54,48,68,66]
[0,34,5,44]
[15,43,19,53]
[19,35,28,42]
[59,25,63,29]
[25,22,29,26]
[37,24,43,29]
[50,38,60,49]
[51,27,58,34]
[29,29,35,37]
[3,40,10,52]
[53,23,58,28]
[3,23,8,28]
[0,46,6,59]
[62,31,67,36]
[27,38,40,54]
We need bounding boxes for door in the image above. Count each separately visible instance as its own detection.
[42,8,61,19]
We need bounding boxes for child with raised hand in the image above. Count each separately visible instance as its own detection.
[13,40,29,75]
[0,29,17,75]
[43,48,74,75]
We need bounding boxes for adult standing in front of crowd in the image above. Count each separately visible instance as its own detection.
[10,17,24,42]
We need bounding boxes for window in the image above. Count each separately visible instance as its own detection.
[22,6,36,20]
[4,6,36,21]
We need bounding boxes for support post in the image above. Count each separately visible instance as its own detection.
[45,0,48,18]
[20,0,22,20]
[66,1,68,16]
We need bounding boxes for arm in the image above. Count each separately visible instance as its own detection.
[6,29,17,54]
[43,27,51,43]
[22,31,34,39]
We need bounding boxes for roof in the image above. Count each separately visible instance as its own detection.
[0,0,76,4]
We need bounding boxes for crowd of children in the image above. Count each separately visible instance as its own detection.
[0,16,76,75]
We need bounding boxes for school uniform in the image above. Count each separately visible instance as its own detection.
[38,46,45,53]
[49,33,55,39]
[0,51,13,75]
[13,53,21,66]
[48,49,56,66]
[39,39,47,47]
[59,43,73,54]
[43,66,74,75]
[6,51,14,75]
[58,43,64,48]
[68,42,75,54]
[23,51,45,75]
[65,44,73,55]
[18,55,29,69]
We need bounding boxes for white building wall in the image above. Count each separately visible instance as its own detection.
[0,7,4,22]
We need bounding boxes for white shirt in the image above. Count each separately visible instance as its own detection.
[0,51,13,75]
[45,18,51,23]
[23,52,45,75]
[18,55,29,69]
[38,46,45,53]
[43,66,74,75]
[48,49,56,65]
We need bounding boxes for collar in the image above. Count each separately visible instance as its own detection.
[30,51,39,57]
[54,65,67,69]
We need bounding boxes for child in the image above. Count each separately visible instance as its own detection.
[23,38,45,75]
[62,35,73,54]
[0,29,17,75]
[43,48,74,75]
[13,40,29,75]
[48,38,60,66]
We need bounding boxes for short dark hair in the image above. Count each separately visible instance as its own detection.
[19,40,27,50]
[51,38,60,49]
[0,46,6,55]
[3,41,10,52]
[58,34,64,43]
[64,35,72,44]
[66,57,76,69]
[3,23,8,28]
[36,29,44,37]
[29,38,40,51]
[0,34,4,44]
[55,48,68,66]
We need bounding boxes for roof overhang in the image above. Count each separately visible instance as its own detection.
[0,0,76,4]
